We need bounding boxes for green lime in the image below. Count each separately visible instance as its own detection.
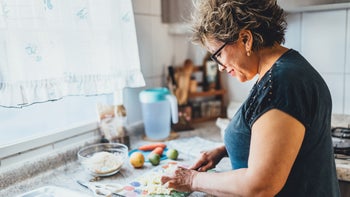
[166,149,179,160]
[148,153,161,166]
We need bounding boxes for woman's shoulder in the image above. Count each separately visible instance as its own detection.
[275,49,312,74]
[271,49,320,86]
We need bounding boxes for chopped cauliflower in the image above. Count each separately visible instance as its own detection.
[136,163,178,195]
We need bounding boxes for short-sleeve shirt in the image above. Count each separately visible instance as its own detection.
[224,49,340,196]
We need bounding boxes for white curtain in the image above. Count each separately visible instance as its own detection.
[0,0,145,108]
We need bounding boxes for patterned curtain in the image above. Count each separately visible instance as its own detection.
[0,0,145,108]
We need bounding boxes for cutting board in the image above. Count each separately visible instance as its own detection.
[117,161,189,197]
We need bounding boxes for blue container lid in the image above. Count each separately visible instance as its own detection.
[139,87,170,103]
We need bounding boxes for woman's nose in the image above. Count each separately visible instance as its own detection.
[218,64,226,72]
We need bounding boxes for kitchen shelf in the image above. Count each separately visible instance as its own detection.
[170,57,227,126]
[191,116,222,123]
[188,55,227,123]
[189,89,226,98]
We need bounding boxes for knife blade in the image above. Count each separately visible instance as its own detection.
[168,66,177,87]
[77,180,89,189]
[77,180,125,197]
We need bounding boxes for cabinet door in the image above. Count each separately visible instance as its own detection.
[339,181,350,197]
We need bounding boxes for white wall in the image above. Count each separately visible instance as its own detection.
[224,8,350,115]
[126,0,205,123]
[222,8,350,115]
[284,9,350,114]
[125,0,169,123]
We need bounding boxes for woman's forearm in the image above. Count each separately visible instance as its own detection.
[191,169,276,197]
[191,169,247,196]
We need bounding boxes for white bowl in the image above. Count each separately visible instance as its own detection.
[77,143,128,176]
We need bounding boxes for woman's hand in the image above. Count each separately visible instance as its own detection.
[161,146,227,192]
[189,146,227,172]
[161,166,198,192]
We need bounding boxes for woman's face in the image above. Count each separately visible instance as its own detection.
[207,36,259,82]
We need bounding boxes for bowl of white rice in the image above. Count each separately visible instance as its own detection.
[77,143,128,176]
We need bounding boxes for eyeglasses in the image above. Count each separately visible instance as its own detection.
[210,42,230,67]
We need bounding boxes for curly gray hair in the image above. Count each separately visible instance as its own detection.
[190,0,287,51]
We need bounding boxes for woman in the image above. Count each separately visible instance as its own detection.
[161,0,340,196]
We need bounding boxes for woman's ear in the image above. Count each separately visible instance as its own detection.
[239,30,253,56]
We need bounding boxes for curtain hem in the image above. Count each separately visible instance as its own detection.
[0,71,145,108]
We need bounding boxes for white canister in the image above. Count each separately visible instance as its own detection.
[139,87,178,140]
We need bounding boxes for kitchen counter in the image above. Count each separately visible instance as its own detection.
[0,121,225,197]
[1,120,350,197]
[336,159,350,181]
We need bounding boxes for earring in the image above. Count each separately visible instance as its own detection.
[247,50,251,56]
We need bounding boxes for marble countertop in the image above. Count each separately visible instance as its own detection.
[1,120,350,197]
[335,159,350,182]
[0,121,224,197]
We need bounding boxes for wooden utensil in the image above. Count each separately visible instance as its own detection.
[175,59,194,105]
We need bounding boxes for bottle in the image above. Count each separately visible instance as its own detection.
[203,52,218,91]
[113,104,129,148]
[112,90,130,148]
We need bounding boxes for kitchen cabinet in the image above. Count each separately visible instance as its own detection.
[339,180,350,197]
[187,65,226,123]
[170,58,226,128]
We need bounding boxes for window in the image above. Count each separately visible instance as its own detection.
[0,95,111,146]
[0,0,144,157]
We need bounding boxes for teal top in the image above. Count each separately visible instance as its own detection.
[139,87,170,103]
[224,49,340,196]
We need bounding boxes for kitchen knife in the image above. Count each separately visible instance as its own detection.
[77,180,125,197]
[168,66,177,87]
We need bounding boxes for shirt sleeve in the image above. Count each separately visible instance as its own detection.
[246,58,323,130]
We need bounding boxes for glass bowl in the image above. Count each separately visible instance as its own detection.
[77,143,128,176]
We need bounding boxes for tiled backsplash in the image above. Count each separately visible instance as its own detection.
[332,114,350,128]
